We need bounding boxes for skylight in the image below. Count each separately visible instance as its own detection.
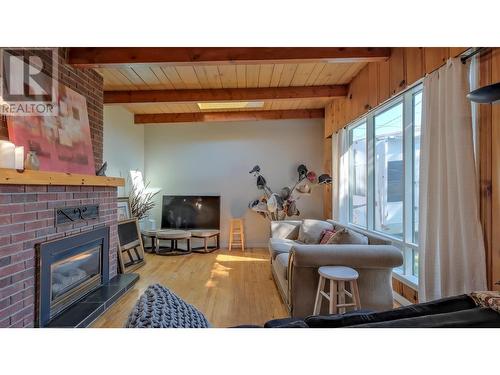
[197,101,264,110]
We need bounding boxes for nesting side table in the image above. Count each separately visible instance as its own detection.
[190,229,220,253]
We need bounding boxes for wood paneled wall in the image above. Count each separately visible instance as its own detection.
[324,47,468,138]
[323,47,500,291]
[392,278,419,304]
[479,48,500,291]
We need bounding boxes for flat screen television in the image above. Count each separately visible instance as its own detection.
[161,195,220,230]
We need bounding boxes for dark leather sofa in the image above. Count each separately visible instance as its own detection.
[244,294,500,328]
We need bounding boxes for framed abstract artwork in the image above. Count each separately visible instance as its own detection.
[117,197,132,222]
[7,84,95,175]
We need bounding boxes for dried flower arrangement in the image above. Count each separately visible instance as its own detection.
[129,180,159,220]
[248,164,332,221]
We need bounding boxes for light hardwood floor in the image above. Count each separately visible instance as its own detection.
[91,248,289,328]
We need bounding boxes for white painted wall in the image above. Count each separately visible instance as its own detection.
[103,106,145,196]
[144,119,325,247]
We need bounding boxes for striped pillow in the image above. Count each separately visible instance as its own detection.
[319,229,336,244]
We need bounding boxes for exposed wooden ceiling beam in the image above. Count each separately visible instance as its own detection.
[104,85,347,104]
[134,109,325,124]
[68,47,391,68]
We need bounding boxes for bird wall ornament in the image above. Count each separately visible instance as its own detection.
[248,164,332,221]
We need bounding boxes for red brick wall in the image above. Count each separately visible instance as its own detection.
[0,48,103,170]
[0,185,118,327]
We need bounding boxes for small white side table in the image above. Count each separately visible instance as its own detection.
[313,266,361,315]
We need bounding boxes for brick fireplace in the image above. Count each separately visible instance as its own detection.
[0,47,129,327]
[0,183,119,327]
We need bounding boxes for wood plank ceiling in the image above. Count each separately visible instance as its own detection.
[98,62,365,115]
[67,48,391,123]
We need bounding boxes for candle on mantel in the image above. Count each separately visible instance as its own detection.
[0,140,15,169]
[15,146,24,170]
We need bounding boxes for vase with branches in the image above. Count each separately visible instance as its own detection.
[128,180,159,220]
[248,164,332,221]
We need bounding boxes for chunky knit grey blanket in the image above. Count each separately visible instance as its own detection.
[126,284,210,328]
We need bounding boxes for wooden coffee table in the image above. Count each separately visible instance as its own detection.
[141,229,158,253]
[155,229,192,256]
[190,229,220,253]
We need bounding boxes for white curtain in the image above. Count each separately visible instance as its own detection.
[332,128,349,223]
[419,57,487,302]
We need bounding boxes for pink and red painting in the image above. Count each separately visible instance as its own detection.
[7,85,95,175]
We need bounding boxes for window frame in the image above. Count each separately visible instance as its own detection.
[345,83,423,285]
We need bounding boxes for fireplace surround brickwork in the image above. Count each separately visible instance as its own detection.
[0,184,118,327]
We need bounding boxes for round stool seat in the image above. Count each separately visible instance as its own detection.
[318,266,359,281]
[156,229,191,240]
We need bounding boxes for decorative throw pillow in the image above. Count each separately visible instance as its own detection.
[298,219,333,244]
[319,229,337,244]
[470,291,500,313]
[327,228,369,245]
[272,221,300,240]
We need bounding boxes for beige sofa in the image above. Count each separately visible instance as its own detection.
[269,220,403,318]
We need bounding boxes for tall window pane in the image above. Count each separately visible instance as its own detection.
[374,103,403,238]
[412,249,419,276]
[349,123,367,227]
[413,91,422,244]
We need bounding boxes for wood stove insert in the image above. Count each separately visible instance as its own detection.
[36,227,109,327]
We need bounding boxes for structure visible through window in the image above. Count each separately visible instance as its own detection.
[349,123,367,227]
[375,102,403,238]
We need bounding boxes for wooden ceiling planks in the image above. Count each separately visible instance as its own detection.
[98,62,368,92]
[86,48,390,119]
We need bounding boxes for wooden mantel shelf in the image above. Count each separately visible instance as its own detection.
[0,168,125,187]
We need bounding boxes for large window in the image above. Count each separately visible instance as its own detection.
[347,84,422,284]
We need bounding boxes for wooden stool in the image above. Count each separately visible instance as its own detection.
[313,266,361,315]
[228,218,245,251]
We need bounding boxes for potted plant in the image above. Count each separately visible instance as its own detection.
[128,171,160,230]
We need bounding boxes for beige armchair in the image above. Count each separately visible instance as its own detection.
[269,220,403,318]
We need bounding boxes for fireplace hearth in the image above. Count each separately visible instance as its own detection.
[36,227,109,327]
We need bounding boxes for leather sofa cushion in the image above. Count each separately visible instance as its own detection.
[352,307,500,328]
[305,294,477,328]
[274,253,290,280]
[298,219,333,244]
[264,317,309,328]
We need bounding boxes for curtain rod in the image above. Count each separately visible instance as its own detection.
[460,47,489,64]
